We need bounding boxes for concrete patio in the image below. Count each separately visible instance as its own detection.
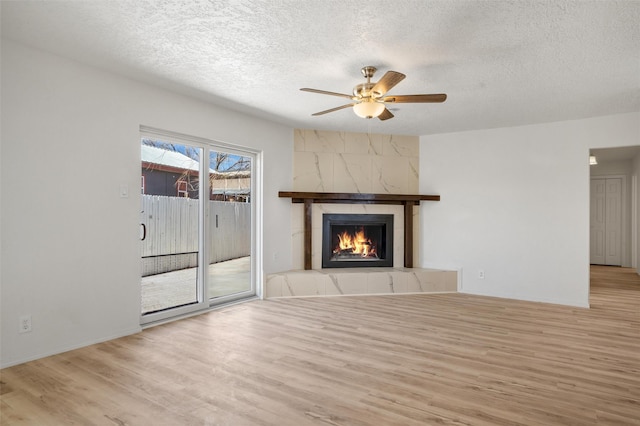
[141,256,251,314]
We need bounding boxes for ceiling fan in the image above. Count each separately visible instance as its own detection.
[300,66,447,121]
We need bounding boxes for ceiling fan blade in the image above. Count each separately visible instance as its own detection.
[311,103,355,116]
[378,108,394,121]
[300,88,354,99]
[372,71,406,95]
[382,94,447,103]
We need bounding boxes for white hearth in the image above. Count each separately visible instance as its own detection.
[265,267,456,298]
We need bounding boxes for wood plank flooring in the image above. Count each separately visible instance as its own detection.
[1,266,639,425]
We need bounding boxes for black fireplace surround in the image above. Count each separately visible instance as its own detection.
[322,213,394,268]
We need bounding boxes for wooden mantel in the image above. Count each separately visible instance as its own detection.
[278,191,441,270]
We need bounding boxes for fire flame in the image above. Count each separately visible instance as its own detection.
[336,228,376,257]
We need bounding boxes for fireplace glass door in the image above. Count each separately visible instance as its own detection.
[322,214,393,268]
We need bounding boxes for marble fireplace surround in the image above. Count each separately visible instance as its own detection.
[264,130,458,299]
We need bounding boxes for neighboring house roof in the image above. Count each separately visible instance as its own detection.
[141,144,199,172]
[141,144,251,180]
[212,169,251,179]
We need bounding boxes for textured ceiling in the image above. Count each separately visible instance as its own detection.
[2,0,639,136]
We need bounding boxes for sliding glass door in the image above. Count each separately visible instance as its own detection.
[207,150,253,301]
[140,131,256,324]
[140,139,203,319]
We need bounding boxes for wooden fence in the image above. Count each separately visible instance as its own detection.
[141,195,251,276]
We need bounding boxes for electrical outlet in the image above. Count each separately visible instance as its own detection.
[19,315,32,333]
[478,270,485,279]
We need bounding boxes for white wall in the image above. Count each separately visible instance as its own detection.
[420,112,640,307]
[0,40,293,367]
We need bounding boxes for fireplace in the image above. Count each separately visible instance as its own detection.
[322,214,394,268]
[279,192,440,269]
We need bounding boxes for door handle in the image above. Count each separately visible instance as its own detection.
[140,223,146,241]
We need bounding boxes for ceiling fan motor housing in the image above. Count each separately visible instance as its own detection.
[353,82,382,99]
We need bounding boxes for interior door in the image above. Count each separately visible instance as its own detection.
[590,178,622,266]
[604,178,622,265]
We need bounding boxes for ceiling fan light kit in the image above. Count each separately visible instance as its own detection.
[301,66,447,121]
[353,100,386,118]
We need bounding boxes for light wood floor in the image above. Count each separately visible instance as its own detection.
[2,266,639,425]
